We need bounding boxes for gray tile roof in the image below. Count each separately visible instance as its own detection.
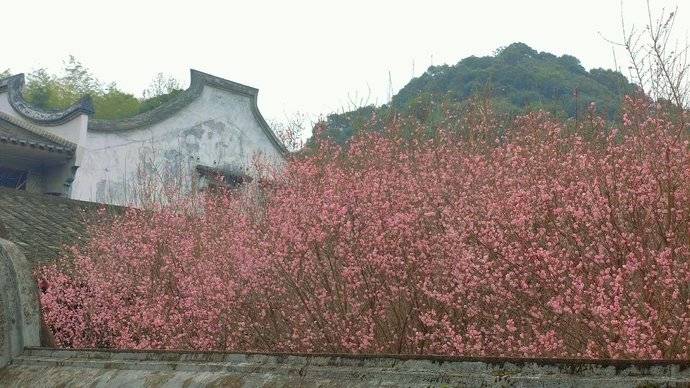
[0,188,120,266]
[0,112,76,155]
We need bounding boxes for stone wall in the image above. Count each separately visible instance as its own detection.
[0,238,40,369]
[0,286,4,367]
[2,348,690,387]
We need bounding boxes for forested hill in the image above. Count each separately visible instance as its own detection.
[323,43,637,144]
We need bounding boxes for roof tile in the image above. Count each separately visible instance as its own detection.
[0,188,121,266]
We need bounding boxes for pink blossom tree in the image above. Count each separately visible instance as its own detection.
[38,97,690,359]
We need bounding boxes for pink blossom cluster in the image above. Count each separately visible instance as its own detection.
[38,97,690,359]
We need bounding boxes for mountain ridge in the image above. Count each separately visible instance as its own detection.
[321,42,637,144]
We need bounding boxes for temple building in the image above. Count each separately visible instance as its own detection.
[0,70,286,205]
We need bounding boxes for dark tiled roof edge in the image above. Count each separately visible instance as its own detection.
[0,188,123,266]
[0,111,77,152]
[0,74,94,126]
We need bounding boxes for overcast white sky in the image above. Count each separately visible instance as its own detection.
[2,0,688,132]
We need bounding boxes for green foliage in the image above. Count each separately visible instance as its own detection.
[324,43,637,144]
[92,86,141,120]
[321,105,378,144]
[61,55,101,96]
[24,69,68,109]
[138,89,183,114]
[143,73,181,99]
[395,42,636,119]
[20,57,182,119]
[137,72,183,115]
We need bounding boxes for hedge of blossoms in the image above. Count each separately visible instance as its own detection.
[37,97,690,359]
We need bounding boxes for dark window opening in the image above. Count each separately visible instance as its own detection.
[0,166,28,190]
[196,165,252,190]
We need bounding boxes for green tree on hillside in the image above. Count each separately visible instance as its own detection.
[323,43,637,145]
[393,43,636,120]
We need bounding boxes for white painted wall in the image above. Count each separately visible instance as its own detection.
[0,93,12,115]
[70,85,284,205]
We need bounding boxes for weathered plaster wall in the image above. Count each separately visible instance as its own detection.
[70,85,283,205]
[0,93,14,119]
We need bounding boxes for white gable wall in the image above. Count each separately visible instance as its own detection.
[71,85,284,205]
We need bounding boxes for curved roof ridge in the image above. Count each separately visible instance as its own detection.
[0,74,94,126]
[89,69,288,155]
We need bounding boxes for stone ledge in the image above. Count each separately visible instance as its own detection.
[1,347,689,387]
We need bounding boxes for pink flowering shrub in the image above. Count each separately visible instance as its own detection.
[38,97,690,359]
